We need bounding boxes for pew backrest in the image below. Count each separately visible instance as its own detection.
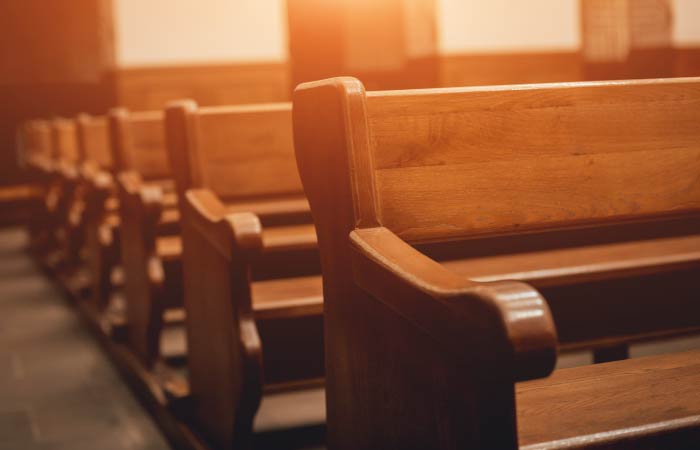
[51,118,79,165]
[22,120,53,163]
[77,114,112,170]
[109,108,170,179]
[166,102,302,201]
[296,77,700,244]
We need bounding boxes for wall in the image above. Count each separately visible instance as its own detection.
[437,0,580,54]
[110,0,291,109]
[673,0,700,46]
[0,0,115,184]
[112,0,288,67]
[437,0,700,87]
[436,0,582,87]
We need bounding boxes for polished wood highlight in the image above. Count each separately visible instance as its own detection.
[292,76,700,449]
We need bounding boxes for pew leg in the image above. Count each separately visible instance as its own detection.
[135,279,165,368]
[593,344,630,364]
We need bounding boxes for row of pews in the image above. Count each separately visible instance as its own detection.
[17,76,700,450]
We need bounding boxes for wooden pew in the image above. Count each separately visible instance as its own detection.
[39,118,82,271]
[20,120,54,249]
[73,112,125,313]
[0,120,46,227]
[107,107,183,364]
[292,76,700,449]
[64,113,116,301]
[21,119,53,173]
[165,100,324,449]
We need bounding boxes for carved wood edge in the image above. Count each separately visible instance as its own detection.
[351,226,558,382]
[184,188,263,261]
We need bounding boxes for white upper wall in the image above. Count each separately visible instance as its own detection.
[113,0,699,67]
[437,0,581,54]
[673,0,700,45]
[113,0,288,67]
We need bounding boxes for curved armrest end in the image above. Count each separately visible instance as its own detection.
[117,170,143,196]
[186,189,263,258]
[351,227,557,382]
[468,281,557,381]
[139,185,166,225]
[221,212,263,256]
[92,171,114,192]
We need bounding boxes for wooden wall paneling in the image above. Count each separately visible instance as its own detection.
[111,63,290,111]
[0,0,115,185]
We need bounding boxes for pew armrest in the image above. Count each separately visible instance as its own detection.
[350,226,558,382]
[57,160,80,181]
[85,167,114,192]
[185,188,263,260]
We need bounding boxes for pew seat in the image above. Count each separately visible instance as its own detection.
[262,224,317,252]
[252,275,323,319]
[155,235,182,262]
[518,348,700,448]
[443,234,700,287]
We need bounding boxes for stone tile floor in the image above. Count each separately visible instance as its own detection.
[0,228,171,450]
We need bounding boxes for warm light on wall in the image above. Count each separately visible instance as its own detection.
[112,0,289,67]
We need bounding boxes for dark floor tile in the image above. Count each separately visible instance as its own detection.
[0,228,171,450]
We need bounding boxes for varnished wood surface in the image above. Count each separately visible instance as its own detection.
[22,120,53,166]
[518,349,700,448]
[112,62,290,111]
[51,118,80,164]
[365,78,700,242]
[252,275,323,320]
[166,100,326,449]
[224,196,310,223]
[292,76,700,449]
[191,103,301,199]
[442,234,700,287]
[110,109,170,179]
[114,113,179,366]
[155,235,182,262]
[77,114,112,169]
[0,184,44,202]
[262,224,317,253]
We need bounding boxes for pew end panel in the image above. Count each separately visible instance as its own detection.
[110,107,185,366]
[117,170,176,365]
[182,187,264,450]
[182,185,326,447]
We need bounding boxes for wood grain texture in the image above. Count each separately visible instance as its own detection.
[110,107,181,366]
[518,349,700,448]
[117,168,182,366]
[166,101,325,449]
[292,76,700,449]
[109,108,170,180]
[191,104,302,200]
[442,234,700,287]
[111,62,290,111]
[365,78,700,242]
